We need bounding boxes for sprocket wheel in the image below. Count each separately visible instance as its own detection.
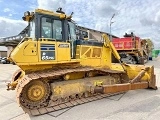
[19,79,51,109]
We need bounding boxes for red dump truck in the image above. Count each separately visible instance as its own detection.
[112,32,152,64]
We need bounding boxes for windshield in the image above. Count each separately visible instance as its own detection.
[68,22,76,40]
[29,18,35,38]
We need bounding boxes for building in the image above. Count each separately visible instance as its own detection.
[0,46,7,57]
[77,26,118,41]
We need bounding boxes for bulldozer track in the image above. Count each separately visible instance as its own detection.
[16,66,126,116]
[29,92,124,116]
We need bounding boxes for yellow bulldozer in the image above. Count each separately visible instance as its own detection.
[6,8,157,116]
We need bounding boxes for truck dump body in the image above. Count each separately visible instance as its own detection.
[112,37,140,50]
[112,33,151,64]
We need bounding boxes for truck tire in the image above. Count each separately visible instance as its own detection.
[119,53,136,64]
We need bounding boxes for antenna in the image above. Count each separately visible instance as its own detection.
[70,12,74,16]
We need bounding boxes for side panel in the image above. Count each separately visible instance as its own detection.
[38,41,71,62]
[23,42,37,56]
[57,42,71,61]
[76,44,111,68]
[10,40,38,63]
[76,45,101,66]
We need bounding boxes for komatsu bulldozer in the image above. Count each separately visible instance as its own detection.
[7,8,157,116]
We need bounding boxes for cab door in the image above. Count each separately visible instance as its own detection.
[38,17,71,62]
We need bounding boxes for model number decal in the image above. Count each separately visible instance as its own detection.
[58,44,69,48]
[41,56,54,60]
[41,52,54,60]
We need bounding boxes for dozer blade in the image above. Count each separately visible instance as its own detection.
[111,63,157,90]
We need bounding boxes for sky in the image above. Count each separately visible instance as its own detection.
[0,0,160,48]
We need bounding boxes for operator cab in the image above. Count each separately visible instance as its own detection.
[22,8,77,58]
[23,8,76,41]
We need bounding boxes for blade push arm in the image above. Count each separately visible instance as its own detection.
[102,34,126,71]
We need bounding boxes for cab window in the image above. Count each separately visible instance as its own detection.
[41,18,52,38]
[53,20,62,40]
[41,17,62,40]
[68,22,76,40]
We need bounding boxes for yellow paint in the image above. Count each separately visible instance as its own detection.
[35,9,70,19]
[7,70,25,90]
[37,41,71,62]
[94,81,103,86]
[23,42,37,56]
[102,34,121,60]
[27,84,45,102]
[75,44,112,67]
[63,72,85,80]
[10,38,76,71]
[56,42,71,61]
[51,76,120,98]
[52,82,85,97]
[111,63,153,81]
[10,38,38,63]
[9,34,121,73]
